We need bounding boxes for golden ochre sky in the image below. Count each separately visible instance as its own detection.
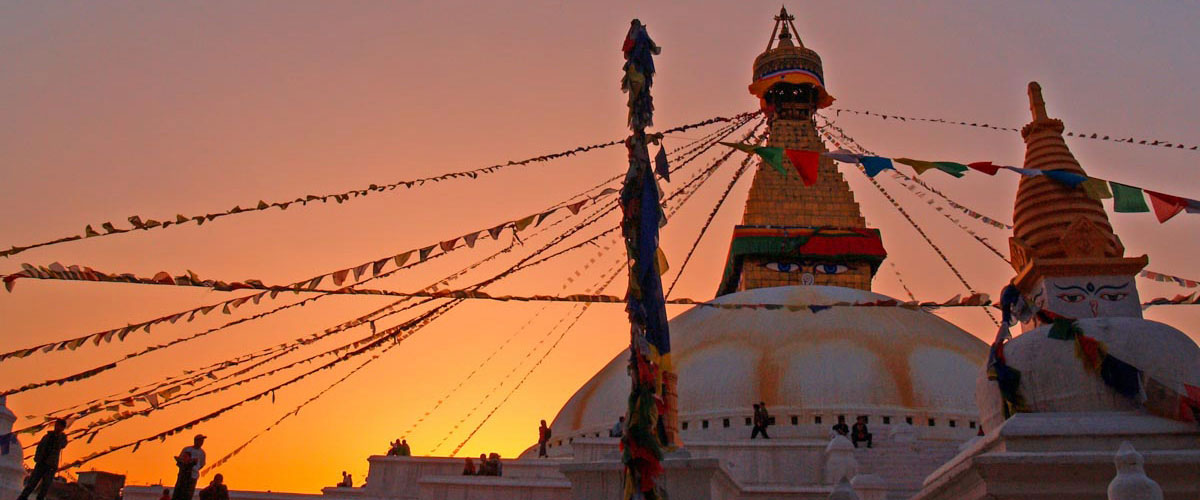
[2,0,1198,493]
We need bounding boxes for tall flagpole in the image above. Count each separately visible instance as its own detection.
[618,19,676,500]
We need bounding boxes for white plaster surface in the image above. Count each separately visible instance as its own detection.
[1,396,26,500]
[977,317,1200,432]
[550,286,988,448]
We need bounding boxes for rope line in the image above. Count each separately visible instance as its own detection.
[0,113,757,259]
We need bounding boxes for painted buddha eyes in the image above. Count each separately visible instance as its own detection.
[1056,292,1129,303]
[764,262,850,274]
[1056,293,1086,303]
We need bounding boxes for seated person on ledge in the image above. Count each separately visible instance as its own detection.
[851,416,872,448]
[831,415,850,438]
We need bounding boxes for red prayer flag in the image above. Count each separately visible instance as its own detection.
[783,149,820,186]
[968,161,1001,175]
[1146,190,1187,223]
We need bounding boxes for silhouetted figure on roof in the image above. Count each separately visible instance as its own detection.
[18,419,68,500]
[198,474,228,500]
[171,434,206,500]
[537,420,551,458]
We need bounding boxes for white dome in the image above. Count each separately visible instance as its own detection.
[549,286,988,440]
[976,317,1200,432]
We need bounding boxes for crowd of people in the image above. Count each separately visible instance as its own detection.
[385,439,411,457]
[461,453,503,476]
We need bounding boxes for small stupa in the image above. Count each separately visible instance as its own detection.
[913,83,1200,500]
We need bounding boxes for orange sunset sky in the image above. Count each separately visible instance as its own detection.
[2,0,1198,493]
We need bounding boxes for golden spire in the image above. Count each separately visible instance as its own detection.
[1008,82,1146,294]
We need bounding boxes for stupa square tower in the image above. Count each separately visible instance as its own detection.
[718,8,886,296]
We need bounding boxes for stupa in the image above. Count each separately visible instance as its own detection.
[0,396,25,500]
[913,84,1200,500]
[116,9,988,500]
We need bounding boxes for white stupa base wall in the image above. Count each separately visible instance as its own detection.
[1,396,26,500]
[913,412,1200,500]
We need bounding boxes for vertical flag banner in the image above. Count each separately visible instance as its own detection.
[619,19,671,500]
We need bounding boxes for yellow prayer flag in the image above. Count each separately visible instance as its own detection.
[894,158,938,175]
[1082,178,1113,200]
[514,214,538,231]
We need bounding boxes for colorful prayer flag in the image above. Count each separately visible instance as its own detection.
[859,156,894,178]
[1111,182,1150,213]
[1146,190,1188,223]
[1081,178,1113,200]
[783,149,820,185]
[968,161,1001,175]
[1042,169,1088,188]
[754,147,787,175]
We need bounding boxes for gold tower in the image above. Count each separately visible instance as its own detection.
[717,7,886,296]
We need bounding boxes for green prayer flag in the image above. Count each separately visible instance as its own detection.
[1047,318,1078,340]
[1111,182,1150,213]
[754,147,788,175]
[933,162,969,178]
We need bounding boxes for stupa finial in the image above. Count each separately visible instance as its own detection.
[1028,81,1049,121]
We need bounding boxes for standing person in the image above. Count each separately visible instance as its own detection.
[338,471,352,487]
[851,416,873,448]
[171,435,206,500]
[398,439,411,457]
[537,420,551,458]
[750,403,770,439]
[461,457,476,476]
[476,454,490,476]
[197,474,228,500]
[17,419,68,500]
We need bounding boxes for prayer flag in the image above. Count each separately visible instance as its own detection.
[439,238,457,252]
[719,142,757,154]
[1111,182,1150,213]
[1004,166,1045,177]
[654,146,670,182]
[463,232,480,248]
[418,245,436,261]
[1042,169,1089,188]
[933,162,969,177]
[514,214,537,231]
[895,158,938,175]
[331,269,350,286]
[487,224,507,240]
[968,161,1001,175]
[859,156,894,178]
[393,251,412,268]
[783,149,820,185]
[371,259,388,276]
[1081,178,1113,200]
[567,200,587,215]
[754,147,787,175]
[823,149,861,163]
[1146,190,1187,223]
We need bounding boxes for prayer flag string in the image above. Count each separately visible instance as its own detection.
[830,107,1199,152]
[0,112,756,260]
